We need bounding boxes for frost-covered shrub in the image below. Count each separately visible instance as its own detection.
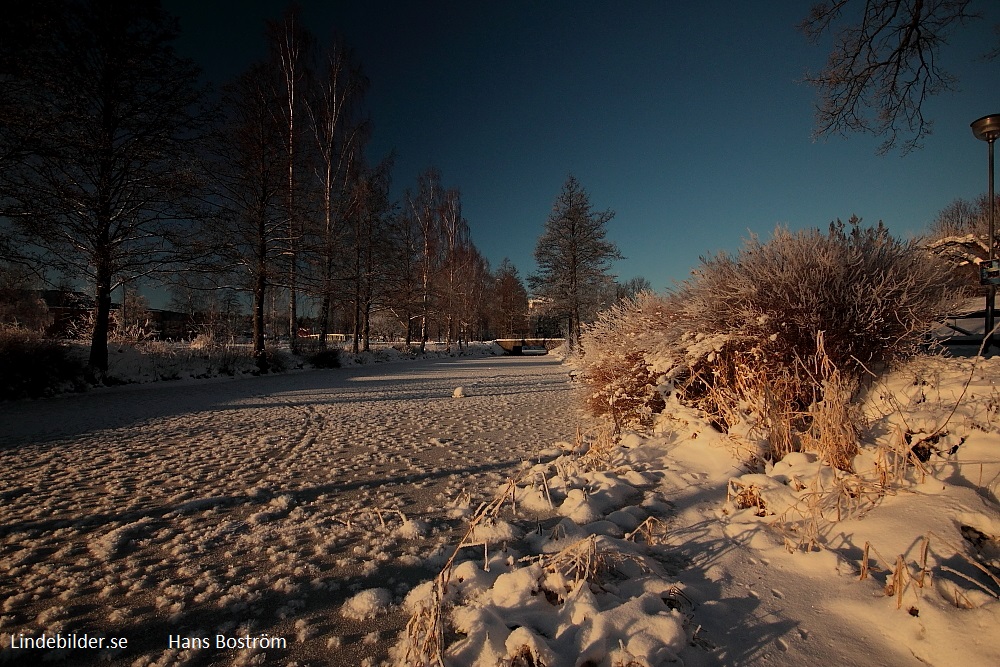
[581,219,961,468]
[579,293,670,428]
[666,219,959,403]
[0,326,87,399]
[189,332,216,350]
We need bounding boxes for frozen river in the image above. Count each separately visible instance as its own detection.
[0,355,583,666]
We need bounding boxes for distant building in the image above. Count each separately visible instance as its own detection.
[144,308,201,340]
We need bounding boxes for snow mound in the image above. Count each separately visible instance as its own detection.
[89,518,154,560]
[341,588,392,620]
[393,518,428,539]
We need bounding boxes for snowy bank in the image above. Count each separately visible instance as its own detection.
[396,353,1000,666]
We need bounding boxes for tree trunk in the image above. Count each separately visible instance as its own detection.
[253,272,269,373]
[288,243,297,353]
[361,297,371,352]
[319,291,331,345]
[88,264,113,375]
[352,220,362,353]
[253,215,269,373]
[319,174,334,346]
[419,300,428,353]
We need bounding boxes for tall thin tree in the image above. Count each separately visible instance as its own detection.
[406,168,445,353]
[267,6,313,352]
[305,34,369,345]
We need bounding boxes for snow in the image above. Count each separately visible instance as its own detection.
[0,353,582,666]
[342,588,393,621]
[1,345,998,666]
[394,353,1000,666]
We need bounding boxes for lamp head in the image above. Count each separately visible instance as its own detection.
[972,114,1000,142]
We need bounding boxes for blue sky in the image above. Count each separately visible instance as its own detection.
[167,0,1000,292]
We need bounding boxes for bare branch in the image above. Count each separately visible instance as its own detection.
[801,0,980,154]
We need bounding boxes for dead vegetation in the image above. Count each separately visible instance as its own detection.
[860,530,1000,611]
[579,220,961,471]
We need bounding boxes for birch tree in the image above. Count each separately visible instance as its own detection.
[306,35,369,345]
[267,7,313,353]
[406,168,445,353]
[439,188,471,350]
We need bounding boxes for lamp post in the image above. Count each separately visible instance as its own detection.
[971,114,1000,350]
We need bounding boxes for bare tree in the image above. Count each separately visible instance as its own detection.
[406,168,445,353]
[0,1,59,180]
[614,276,653,303]
[0,0,205,374]
[267,6,313,353]
[800,0,994,154]
[493,258,529,338]
[454,244,491,345]
[203,62,286,371]
[530,176,622,348]
[439,188,471,350]
[349,158,394,352]
[384,203,423,347]
[305,34,369,345]
[0,261,49,330]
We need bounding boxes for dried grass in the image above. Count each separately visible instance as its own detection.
[624,517,669,545]
[860,531,1000,610]
[576,423,624,472]
[505,645,546,667]
[727,480,768,517]
[399,478,522,666]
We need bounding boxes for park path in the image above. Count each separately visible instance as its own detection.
[0,355,583,666]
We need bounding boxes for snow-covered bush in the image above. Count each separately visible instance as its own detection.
[579,292,670,429]
[581,219,961,469]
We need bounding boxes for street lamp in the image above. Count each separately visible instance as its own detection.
[971,114,1000,350]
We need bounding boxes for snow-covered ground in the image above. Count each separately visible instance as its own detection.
[0,355,584,666]
[2,349,999,667]
[393,352,1000,666]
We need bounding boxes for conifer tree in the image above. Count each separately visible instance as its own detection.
[530,176,621,348]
